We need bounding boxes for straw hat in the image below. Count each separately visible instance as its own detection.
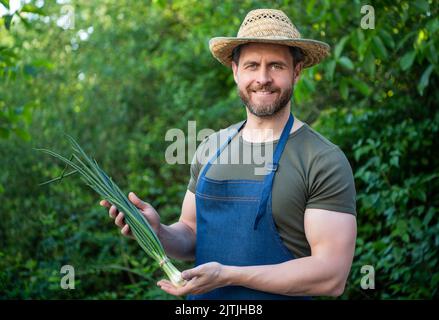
[209,8,330,68]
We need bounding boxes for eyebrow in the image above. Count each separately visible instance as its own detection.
[242,60,289,67]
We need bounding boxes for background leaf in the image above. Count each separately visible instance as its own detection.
[400,51,417,71]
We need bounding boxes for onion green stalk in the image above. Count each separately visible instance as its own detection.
[36,135,186,287]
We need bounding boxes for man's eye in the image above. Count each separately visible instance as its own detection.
[272,64,282,69]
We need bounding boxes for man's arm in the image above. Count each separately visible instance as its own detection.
[159,189,197,261]
[158,208,356,297]
[224,208,357,296]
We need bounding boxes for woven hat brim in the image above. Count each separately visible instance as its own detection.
[209,37,330,68]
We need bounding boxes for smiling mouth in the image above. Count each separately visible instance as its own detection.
[252,90,276,95]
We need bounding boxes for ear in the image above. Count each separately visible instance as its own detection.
[293,61,304,85]
[231,61,239,84]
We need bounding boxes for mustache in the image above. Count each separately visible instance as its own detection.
[249,86,278,92]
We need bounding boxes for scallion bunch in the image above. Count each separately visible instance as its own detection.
[36,135,186,287]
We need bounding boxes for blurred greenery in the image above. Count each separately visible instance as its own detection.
[0,0,437,299]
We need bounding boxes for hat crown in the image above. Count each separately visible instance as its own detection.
[237,9,302,39]
[208,8,330,68]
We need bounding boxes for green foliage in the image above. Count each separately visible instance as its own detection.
[1,0,438,299]
[310,0,438,299]
[0,0,45,141]
[315,94,438,299]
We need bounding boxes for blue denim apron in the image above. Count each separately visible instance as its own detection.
[188,113,307,300]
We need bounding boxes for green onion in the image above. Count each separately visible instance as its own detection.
[36,135,186,287]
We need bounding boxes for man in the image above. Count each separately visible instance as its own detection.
[100,9,357,299]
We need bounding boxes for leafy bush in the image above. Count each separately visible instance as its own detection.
[1,0,437,299]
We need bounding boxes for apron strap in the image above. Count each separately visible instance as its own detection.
[199,120,247,179]
[254,113,294,230]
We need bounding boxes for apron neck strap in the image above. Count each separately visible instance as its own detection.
[254,113,294,229]
[200,120,246,178]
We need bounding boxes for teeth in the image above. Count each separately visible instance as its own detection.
[253,91,273,95]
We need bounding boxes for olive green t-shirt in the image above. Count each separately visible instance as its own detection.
[187,121,356,258]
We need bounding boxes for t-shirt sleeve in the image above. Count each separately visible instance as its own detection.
[306,147,357,215]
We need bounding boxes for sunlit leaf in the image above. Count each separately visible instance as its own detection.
[0,0,9,10]
[400,51,416,71]
[20,4,46,16]
[334,35,349,59]
[325,60,336,81]
[350,78,371,96]
[338,56,354,70]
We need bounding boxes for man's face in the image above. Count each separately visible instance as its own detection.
[232,43,302,117]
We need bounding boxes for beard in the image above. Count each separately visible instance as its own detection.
[238,84,293,117]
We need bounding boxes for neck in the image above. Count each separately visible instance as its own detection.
[242,102,303,143]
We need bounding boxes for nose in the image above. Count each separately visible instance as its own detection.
[255,66,272,86]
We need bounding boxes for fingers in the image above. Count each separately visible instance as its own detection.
[100,200,117,218]
[100,200,119,219]
[109,205,119,219]
[115,212,125,228]
[100,200,110,208]
[181,263,212,281]
[100,200,132,238]
[115,212,132,238]
[121,224,130,236]
[181,267,201,281]
[128,192,150,210]
[157,279,192,296]
[157,278,201,296]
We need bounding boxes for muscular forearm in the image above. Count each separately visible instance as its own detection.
[159,222,196,261]
[223,256,349,297]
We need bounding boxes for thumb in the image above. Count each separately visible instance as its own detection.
[181,266,202,281]
[128,192,150,210]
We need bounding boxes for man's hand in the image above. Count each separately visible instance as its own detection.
[157,262,228,296]
[100,192,161,238]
